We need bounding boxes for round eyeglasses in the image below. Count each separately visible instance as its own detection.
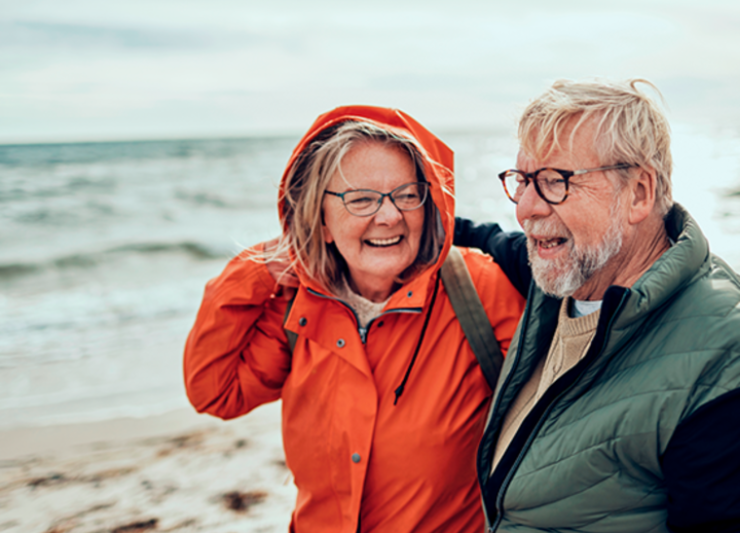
[498,164,634,205]
[325,182,429,217]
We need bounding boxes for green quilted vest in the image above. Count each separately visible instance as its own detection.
[478,204,740,533]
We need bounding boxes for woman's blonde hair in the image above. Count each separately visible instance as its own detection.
[519,78,673,215]
[269,120,443,295]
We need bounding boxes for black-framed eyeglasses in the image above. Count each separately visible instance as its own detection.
[325,182,429,217]
[498,164,635,205]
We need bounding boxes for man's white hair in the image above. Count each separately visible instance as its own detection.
[519,78,673,216]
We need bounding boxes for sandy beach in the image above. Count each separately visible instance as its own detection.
[0,402,296,533]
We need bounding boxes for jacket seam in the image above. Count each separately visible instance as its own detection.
[616,306,740,325]
[575,486,665,529]
[534,385,702,439]
[676,383,740,424]
[605,347,724,367]
[513,430,658,480]
[511,469,619,511]
[323,359,350,525]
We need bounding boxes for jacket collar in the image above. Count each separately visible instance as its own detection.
[614,203,710,329]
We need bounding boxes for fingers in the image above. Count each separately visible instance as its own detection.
[266,258,298,285]
[275,268,300,288]
[270,283,297,301]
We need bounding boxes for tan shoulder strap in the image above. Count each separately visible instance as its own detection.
[440,246,503,390]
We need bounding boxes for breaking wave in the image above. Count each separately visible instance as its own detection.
[0,241,227,281]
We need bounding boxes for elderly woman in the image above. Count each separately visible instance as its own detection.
[183,106,525,533]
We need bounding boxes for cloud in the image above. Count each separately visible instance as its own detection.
[0,20,210,51]
[2,1,740,142]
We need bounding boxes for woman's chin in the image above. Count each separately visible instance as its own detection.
[347,265,407,296]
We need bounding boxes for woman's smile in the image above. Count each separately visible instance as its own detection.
[365,235,403,247]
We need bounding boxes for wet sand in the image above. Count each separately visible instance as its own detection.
[0,402,296,533]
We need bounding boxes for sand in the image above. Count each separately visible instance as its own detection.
[0,402,296,533]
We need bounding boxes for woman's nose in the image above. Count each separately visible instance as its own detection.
[373,196,403,225]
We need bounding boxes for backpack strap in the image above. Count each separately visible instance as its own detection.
[440,246,503,390]
[284,295,298,354]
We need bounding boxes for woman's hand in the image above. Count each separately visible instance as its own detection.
[263,237,299,298]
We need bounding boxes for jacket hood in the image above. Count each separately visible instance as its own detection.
[278,105,455,299]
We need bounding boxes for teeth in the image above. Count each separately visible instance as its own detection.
[539,239,563,249]
[368,236,402,246]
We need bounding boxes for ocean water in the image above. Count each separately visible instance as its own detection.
[1,130,739,431]
[0,137,292,430]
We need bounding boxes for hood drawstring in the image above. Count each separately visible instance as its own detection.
[394,271,442,406]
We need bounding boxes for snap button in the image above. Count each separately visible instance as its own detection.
[407,291,413,297]
[351,453,361,463]
[299,317,307,326]
[336,338,345,348]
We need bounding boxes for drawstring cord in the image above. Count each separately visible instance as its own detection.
[393,272,441,406]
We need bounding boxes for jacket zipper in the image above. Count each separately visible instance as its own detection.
[488,283,535,424]
[489,289,629,532]
[483,283,534,533]
[484,284,534,531]
[306,288,421,345]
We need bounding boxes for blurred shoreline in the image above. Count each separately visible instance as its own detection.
[0,407,214,461]
[0,402,296,533]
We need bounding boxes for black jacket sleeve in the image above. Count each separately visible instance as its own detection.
[662,388,740,533]
[454,217,532,298]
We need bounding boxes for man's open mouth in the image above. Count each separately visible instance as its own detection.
[538,237,567,250]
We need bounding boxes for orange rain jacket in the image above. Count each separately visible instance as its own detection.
[184,106,525,533]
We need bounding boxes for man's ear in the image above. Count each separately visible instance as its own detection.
[627,165,658,225]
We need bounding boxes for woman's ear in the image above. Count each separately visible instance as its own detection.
[627,165,658,225]
[322,211,334,244]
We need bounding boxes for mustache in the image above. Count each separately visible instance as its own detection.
[522,217,573,241]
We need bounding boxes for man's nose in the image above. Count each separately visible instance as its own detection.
[516,180,553,222]
[374,196,403,224]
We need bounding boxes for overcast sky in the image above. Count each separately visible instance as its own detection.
[2,0,739,143]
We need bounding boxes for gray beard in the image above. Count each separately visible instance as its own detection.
[524,207,624,298]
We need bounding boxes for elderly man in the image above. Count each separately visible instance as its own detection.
[455,79,740,533]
